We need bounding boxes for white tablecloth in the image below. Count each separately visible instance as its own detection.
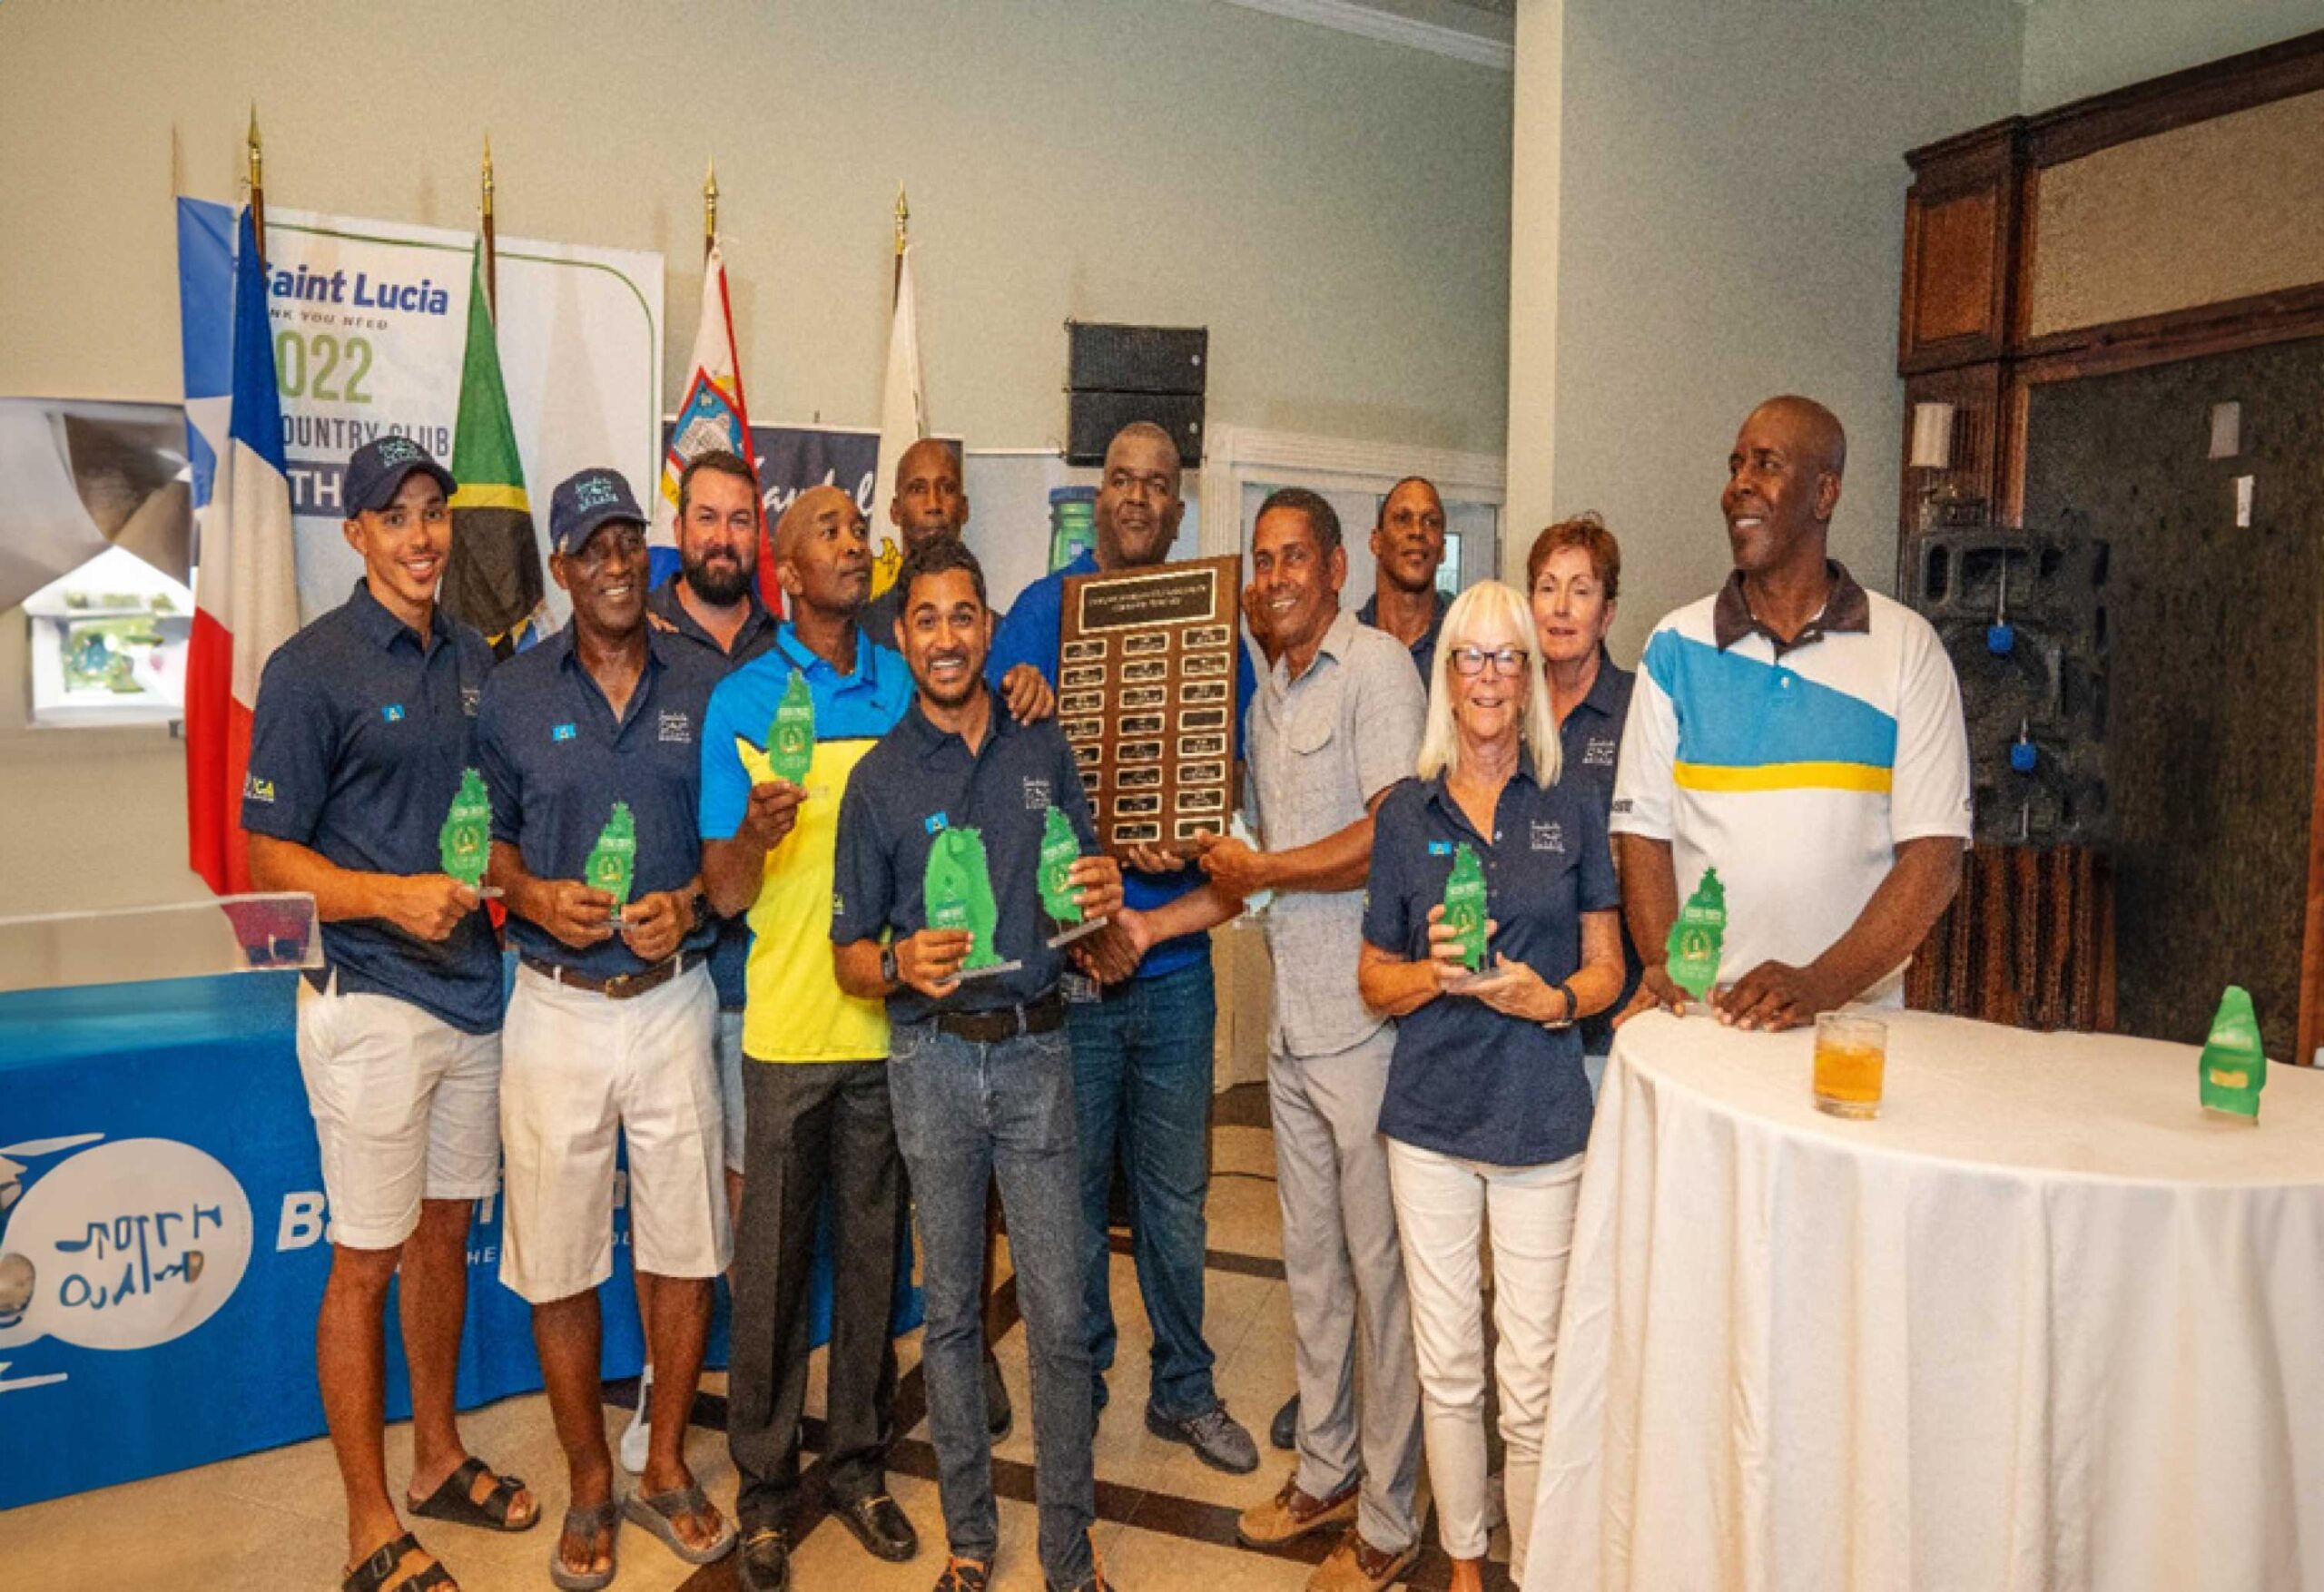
[1523,1009,2324,1592]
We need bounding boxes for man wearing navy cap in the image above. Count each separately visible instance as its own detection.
[476,467,736,1583]
[245,437,536,1592]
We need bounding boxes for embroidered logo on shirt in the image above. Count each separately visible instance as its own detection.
[461,686,481,717]
[658,710,694,745]
[1584,736,1618,768]
[1531,821,1566,854]
[551,722,578,742]
[1022,777,1051,811]
[1428,840,1452,857]
[379,703,407,723]
[925,812,949,834]
[243,773,275,803]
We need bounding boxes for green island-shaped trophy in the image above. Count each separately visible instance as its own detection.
[925,823,1019,980]
[1038,806,1107,948]
[438,767,492,891]
[586,801,637,922]
[768,671,816,786]
[1442,842,1489,985]
[2198,984,2266,1122]
[1665,866,1727,1005]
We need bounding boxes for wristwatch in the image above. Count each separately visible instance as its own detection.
[686,889,712,931]
[881,944,900,987]
[1544,980,1578,1030]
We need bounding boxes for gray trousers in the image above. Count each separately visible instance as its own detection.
[1269,1023,1423,1552]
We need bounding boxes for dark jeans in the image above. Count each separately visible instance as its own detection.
[889,1020,1095,1587]
[729,1058,906,1528]
[1069,958,1219,1420]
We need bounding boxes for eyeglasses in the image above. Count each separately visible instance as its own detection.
[1448,644,1528,679]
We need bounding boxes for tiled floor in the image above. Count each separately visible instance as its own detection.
[2,1098,1516,1590]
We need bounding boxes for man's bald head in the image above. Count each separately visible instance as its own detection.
[1747,395,1846,478]
[1106,421,1182,480]
[775,484,860,563]
[1093,422,1185,570]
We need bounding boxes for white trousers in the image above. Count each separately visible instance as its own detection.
[1385,1138,1582,1584]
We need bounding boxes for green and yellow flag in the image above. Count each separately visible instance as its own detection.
[442,238,545,654]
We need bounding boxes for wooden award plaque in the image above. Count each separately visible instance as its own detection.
[1057,554,1243,858]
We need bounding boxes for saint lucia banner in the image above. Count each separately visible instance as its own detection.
[658,241,758,601]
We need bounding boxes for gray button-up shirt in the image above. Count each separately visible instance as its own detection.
[1247,607,1427,1058]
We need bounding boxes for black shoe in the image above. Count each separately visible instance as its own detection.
[1269,1391,1299,1451]
[738,1526,792,1592]
[1144,1400,1258,1473]
[984,1353,1014,1445]
[833,1491,920,1563]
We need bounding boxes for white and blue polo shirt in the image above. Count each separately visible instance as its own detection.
[1610,563,1971,1003]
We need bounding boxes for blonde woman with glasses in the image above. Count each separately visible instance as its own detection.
[1354,580,1624,1592]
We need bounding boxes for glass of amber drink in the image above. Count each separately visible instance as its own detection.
[1813,1012,1886,1120]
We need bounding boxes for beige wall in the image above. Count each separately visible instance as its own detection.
[1513,0,2021,656]
[2019,0,2319,113]
[0,0,1512,914]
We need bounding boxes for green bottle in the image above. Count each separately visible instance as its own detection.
[2198,984,2266,1120]
[1038,806,1084,927]
[438,767,491,890]
[768,672,816,786]
[925,824,1004,970]
[1666,867,1727,1004]
[586,801,637,915]
[1443,842,1488,974]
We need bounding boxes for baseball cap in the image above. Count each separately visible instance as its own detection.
[343,436,457,516]
[548,467,649,555]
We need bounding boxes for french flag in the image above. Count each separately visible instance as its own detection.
[184,205,300,894]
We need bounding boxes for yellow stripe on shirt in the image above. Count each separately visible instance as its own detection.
[1674,760,1893,793]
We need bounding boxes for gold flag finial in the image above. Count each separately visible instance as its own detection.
[480,134,495,219]
[704,158,719,257]
[246,104,262,191]
[894,183,910,256]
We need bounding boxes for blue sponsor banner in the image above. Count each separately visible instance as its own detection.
[0,971,915,1509]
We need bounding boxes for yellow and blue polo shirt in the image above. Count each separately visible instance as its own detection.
[1610,563,1971,1003]
[701,624,914,1062]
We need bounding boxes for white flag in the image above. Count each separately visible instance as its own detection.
[869,243,924,601]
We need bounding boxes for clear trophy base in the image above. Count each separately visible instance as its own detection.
[1046,914,1110,949]
[950,958,1025,983]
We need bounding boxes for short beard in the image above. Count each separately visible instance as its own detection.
[684,557,754,605]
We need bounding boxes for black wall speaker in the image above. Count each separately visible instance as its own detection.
[1065,320,1206,466]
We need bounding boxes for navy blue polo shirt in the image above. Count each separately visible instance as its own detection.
[986,548,1256,982]
[1363,766,1619,1166]
[832,692,1102,1026]
[648,572,780,1008]
[1357,589,1448,686]
[1556,649,1642,1056]
[473,622,721,978]
[241,582,502,1034]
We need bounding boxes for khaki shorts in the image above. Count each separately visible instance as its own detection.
[498,960,730,1304]
[296,976,502,1250]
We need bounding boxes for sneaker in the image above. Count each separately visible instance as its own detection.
[934,1555,991,1592]
[1236,1470,1358,1548]
[1144,1400,1258,1474]
[1269,1392,1300,1451]
[618,1362,654,1474]
[1306,1533,1417,1592]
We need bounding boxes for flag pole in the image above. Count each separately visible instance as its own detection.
[892,182,909,305]
[246,105,266,265]
[704,158,718,262]
[480,134,497,316]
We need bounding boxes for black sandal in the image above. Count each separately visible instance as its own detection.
[341,1531,456,1592]
[408,1456,538,1532]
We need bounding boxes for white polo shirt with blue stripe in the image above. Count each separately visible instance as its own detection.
[1610,563,1971,1004]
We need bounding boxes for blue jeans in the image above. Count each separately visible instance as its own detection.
[1068,958,1219,1420]
[889,1020,1095,1587]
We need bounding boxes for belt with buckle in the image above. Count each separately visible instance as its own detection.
[932,996,1066,1044]
[520,949,705,1000]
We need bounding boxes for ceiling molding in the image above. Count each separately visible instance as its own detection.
[1207,0,1515,72]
